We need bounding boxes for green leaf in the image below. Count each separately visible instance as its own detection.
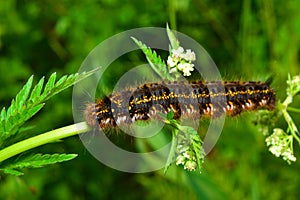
[42,69,98,102]
[0,68,99,145]
[5,104,44,137]
[3,168,24,176]
[1,153,77,176]
[43,72,57,95]
[29,76,45,102]
[131,37,172,81]
[182,126,205,173]
[22,104,45,122]
[6,100,14,118]
[54,74,68,87]
[15,75,33,109]
[167,110,174,120]
[0,108,6,133]
[0,107,6,121]
[166,23,180,50]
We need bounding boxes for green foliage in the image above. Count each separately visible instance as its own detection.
[2,154,77,176]
[164,115,205,173]
[0,69,98,146]
[0,76,44,138]
[177,126,205,172]
[0,69,98,176]
[166,23,180,50]
[131,37,172,80]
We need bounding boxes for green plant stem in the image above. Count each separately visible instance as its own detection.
[280,100,300,144]
[164,125,179,174]
[287,107,300,114]
[0,122,90,163]
[146,58,166,80]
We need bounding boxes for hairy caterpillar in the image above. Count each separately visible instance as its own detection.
[85,81,276,130]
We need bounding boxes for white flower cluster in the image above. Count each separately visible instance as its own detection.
[265,128,296,163]
[174,132,205,172]
[167,46,196,76]
[175,144,198,171]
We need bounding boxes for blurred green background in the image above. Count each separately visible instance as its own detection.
[0,0,299,199]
